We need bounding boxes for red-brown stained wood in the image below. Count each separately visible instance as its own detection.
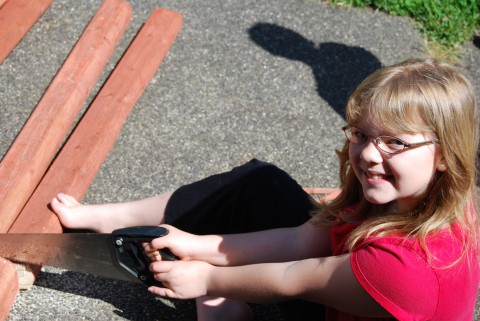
[304,187,341,202]
[0,0,52,64]
[0,258,18,320]
[0,0,9,10]
[0,0,132,232]
[9,8,183,233]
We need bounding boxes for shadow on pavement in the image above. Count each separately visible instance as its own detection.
[474,35,480,50]
[34,270,196,321]
[34,270,284,320]
[249,23,382,118]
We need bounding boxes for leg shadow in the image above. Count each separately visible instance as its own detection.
[32,269,287,321]
[32,269,196,321]
[248,23,382,117]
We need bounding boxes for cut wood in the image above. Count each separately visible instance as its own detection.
[9,8,183,234]
[304,187,341,202]
[0,0,9,10]
[0,258,18,321]
[0,0,52,64]
[3,7,182,318]
[0,0,132,232]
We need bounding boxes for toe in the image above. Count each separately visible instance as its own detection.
[57,193,79,206]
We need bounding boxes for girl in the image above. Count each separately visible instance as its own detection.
[51,58,480,320]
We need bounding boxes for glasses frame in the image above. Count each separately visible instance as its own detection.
[342,125,436,154]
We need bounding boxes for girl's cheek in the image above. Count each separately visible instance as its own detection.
[349,145,362,167]
[348,144,357,162]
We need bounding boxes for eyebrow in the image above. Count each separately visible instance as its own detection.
[353,125,437,144]
[352,125,397,137]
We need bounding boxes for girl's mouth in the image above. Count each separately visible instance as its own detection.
[364,171,393,184]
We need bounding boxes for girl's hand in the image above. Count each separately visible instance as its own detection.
[144,224,204,262]
[148,260,212,299]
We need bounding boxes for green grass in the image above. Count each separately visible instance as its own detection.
[330,0,480,61]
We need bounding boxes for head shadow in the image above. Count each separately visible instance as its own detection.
[473,35,480,50]
[248,23,382,117]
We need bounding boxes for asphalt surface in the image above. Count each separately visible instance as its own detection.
[1,0,480,320]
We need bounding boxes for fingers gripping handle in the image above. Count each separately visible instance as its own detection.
[110,226,177,286]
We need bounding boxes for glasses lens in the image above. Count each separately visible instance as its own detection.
[377,136,405,153]
[343,126,406,154]
[346,127,367,144]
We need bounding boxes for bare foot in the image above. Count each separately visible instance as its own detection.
[51,192,172,233]
[51,193,135,233]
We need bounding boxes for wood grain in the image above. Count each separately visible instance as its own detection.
[0,258,18,321]
[0,0,132,232]
[0,0,52,64]
[9,8,183,234]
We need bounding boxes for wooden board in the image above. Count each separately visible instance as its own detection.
[0,0,52,64]
[0,258,18,320]
[304,187,341,202]
[0,0,132,232]
[9,8,183,234]
[1,7,182,318]
[0,0,9,10]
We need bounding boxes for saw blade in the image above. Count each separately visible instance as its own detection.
[0,232,135,282]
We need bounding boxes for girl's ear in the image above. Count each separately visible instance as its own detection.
[437,163,447,172]
[435,147,447,172]
[436,155,447,172]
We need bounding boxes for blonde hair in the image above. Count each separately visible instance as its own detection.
[313,58,479,261]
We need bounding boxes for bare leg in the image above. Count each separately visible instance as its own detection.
[50,191,174,233]
[196,296,254,321]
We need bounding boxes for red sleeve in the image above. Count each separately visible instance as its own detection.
[350,239,438,320]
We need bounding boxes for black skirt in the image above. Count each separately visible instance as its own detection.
[164,159,326,321]
[164,159,314,234]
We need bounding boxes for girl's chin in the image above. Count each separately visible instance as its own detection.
[362,187,421,213]
[362,190,394,206]
[365,198,390,206]
[364,197,400,213]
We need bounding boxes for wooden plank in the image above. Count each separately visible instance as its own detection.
[0,0,132,232]
[0,258,18,321]
[0,0,52,64]
[304,187,341,202]
[9,8,183,234]
[0,0,9,10]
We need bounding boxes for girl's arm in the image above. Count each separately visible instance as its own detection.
[149,254,391,317]
[150,220,330,266]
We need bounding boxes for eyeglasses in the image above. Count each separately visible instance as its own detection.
[342,126,436,154]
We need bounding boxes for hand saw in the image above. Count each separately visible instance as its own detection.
[0,226,177,286]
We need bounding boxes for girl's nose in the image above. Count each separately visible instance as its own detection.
[359,140,384,164]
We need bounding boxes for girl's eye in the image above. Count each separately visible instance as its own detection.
[382,137,405,151]
[352,130,368,141]
[384,137,404,146]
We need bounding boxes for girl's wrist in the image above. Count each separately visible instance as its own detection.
[203,263,216,296]
[193,234,226,265]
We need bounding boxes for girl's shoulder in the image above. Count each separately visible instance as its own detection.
[350,224,480,320]
[353,222,473,264]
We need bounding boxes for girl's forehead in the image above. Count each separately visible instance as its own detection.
[351,117,394,135]
[351,112,429,136]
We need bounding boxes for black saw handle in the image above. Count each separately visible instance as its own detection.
[110,226,178,286]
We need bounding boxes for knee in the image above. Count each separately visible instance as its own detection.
[195,296,254,321]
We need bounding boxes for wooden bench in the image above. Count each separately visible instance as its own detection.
[0,1,182,318]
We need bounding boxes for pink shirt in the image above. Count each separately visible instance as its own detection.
[327,219,480,320]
